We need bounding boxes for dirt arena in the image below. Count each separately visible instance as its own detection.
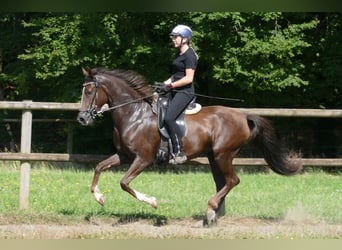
[1,215,341,239]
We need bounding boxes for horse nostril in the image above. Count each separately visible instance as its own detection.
[77,112,94,126]
[77,115,86,125]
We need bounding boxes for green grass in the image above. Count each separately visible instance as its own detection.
[0,162,341,224]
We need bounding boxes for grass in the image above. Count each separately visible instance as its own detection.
[0,162,341,225]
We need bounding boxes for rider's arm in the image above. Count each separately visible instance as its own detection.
[170,68,195,88]
[163,68,195,88]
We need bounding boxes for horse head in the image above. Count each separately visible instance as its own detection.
[77,67,110,126]
[77,67,154,126]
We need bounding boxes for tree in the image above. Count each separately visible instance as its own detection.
[17,13,178,102]
[303,13,342,109]
[192,13,319,93]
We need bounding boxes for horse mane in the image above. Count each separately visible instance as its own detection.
[93,68,154,104]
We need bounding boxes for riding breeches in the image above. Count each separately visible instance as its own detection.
[164,91,194,153]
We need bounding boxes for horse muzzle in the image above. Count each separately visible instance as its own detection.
[77,110,95,126]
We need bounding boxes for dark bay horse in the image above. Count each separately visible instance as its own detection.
[77,67,302,226]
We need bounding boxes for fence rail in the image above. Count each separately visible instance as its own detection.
[0,101,80,110]
[1,153,342,166]
[1,100,342,209]
[1,101,342,116]
[238,108,342,117]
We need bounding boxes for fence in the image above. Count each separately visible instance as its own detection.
[1,100,342,209]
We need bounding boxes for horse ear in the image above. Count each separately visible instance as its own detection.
[82,67,92,77]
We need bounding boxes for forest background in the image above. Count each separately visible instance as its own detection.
[0,12,341,158]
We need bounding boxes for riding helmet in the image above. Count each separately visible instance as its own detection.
[170,24,193,39]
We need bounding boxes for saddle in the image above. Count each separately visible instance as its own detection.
[152,92,202,163]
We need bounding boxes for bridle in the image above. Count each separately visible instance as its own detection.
[80,76,155,119]
[80,78,102,119]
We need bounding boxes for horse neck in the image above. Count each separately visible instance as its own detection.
[110,100,154,133]
[104,78,154,128]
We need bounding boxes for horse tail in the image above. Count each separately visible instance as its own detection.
[247,114,302,175]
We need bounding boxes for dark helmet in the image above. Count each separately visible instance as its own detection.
[170,24,193,39]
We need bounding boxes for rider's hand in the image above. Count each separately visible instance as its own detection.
[155,82,173,94]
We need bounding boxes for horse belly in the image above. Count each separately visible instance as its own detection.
[183,107,250,155]
[183,115,215,156]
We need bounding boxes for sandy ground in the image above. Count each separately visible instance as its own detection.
[1,216,341,239]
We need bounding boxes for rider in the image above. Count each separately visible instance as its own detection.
[156,24,198,164]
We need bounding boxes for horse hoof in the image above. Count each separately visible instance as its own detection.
[93,185,105,206]
[95,195,105,206]
[203,210,217,227]
[150,197,158,209]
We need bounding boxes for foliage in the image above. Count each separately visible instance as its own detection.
[304,13,342,108]
[192,12,318,92]
[0,13,35,100]
[2,12,340,105]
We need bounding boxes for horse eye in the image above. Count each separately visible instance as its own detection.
[85,87,94,96]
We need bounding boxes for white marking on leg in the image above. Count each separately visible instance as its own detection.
[134,190,157,208]
[93,185,105,205]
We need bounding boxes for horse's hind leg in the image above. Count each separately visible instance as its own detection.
[208,153,226,217]
[204,152,240,227]
[91,154,121,205]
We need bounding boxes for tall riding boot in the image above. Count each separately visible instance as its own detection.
[169,135,187,165]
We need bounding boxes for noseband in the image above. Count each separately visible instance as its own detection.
[80,78,102,119]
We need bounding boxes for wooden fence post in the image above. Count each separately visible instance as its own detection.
[67,122,74,154]
[19,100,32,209]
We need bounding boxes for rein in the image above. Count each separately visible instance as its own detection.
[96,93,155,115]
[81,79,155,119]
[82,79,244,118]
[97,90,244,115]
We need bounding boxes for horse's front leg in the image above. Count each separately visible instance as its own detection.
[120,157,157,208]
[91,154,121,205]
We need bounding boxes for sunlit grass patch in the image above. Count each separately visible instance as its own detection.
[0,163,341,225]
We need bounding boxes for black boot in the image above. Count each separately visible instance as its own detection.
[169,135,187,164]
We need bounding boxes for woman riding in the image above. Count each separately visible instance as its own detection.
[156,24,198,164]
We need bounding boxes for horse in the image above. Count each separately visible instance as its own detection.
[76,67,302,226]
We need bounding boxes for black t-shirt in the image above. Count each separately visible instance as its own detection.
[171,47,198,93]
